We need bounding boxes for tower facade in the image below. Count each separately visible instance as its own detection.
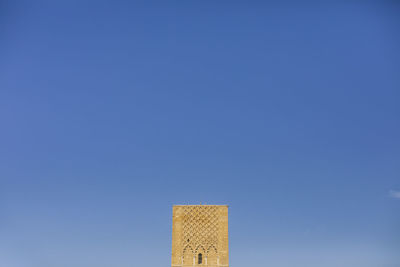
[171,205,229,267]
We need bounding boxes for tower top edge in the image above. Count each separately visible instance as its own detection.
[173,204,228,207]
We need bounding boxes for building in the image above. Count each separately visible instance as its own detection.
[171,205,229,267]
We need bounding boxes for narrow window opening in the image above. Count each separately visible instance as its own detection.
[198,253,203,264]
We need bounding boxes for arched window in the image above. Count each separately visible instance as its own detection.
[198,253,203,264]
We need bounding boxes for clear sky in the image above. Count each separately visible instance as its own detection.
[1,1,399,267]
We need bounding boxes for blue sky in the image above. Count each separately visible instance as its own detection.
[1,1,399,267]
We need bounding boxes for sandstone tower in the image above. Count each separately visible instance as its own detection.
[171,205,229,267]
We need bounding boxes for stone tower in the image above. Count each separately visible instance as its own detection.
[171,205,229,267]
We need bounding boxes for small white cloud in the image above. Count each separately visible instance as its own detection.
[389,190,400,199]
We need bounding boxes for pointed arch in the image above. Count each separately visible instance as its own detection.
[195,245,206,254]
[195,245,206,265]
[183,244,194,254]
[207,245,218,266]
[207,245,217,254]
[182,245,194,265]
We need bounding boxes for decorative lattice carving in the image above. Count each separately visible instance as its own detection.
[181,206,219,258]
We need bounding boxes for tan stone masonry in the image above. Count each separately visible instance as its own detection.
[171,205,229,267]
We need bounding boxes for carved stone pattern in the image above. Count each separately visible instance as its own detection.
[181,206,219,257]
